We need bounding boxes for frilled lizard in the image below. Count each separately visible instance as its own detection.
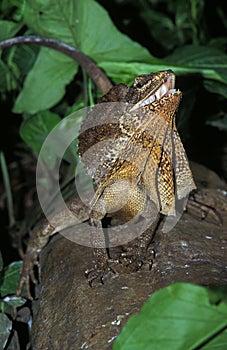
[0,37,196,298]
[16,69,195,298]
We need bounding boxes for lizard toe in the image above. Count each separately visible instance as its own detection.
[85,260,117,286]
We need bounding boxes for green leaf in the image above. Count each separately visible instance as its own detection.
[21,0,151,62]
[167,45,227,66]
[204,79,227,98]
[1,43,39,93]
[113,283,227,350]
[13,48,78,114]
[141,9,177,51]
[11,0,151,113]
[1,295,26,313]
[1,0,26,22]
[0,313,12,349]
[202,329,227,349]
[0,261,22,296]
[19,111,61,166]
[98,60,222,86]
[19,111,61,153]
[0,20,22,41]
[206,115,227,131]
[98,61,168,85]
[19,110,80,168]
[166,45,227,84]
[99,43,227,87]
[208,286,227,305]
[8,42,39,78]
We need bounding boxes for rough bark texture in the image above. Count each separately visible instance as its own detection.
[31,163,227,350]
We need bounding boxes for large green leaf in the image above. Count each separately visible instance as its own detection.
[21,0,152,62]
[167,45,227,67]
[7,0,227,114]
[113,283,227,350]
[100,44,227,85]
[166,45,227,83]
[99,60,225,86]
[12,0,151,114]
[13,48,77,113]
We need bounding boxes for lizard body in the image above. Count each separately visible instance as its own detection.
[78,70,195,282]
[17,70,195,296]
[0,36,196,297]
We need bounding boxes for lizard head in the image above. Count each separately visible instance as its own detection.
[128,70,182,126]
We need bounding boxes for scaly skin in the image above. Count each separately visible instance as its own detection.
[77,70,196,284]
[15,70,197,297]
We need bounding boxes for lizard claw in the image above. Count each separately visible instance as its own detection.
[16,250,40,300]
[85,259,117,286]
[120,247,155,272]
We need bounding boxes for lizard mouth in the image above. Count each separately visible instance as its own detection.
[138,75,176,108]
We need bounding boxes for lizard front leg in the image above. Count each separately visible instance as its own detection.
[87,179,161,279]
[119,202,161,271]
[84,179,140,285]
[85,211,117,285]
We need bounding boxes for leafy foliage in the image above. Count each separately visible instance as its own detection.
[113,283,227,350]
[19,111,61,168]
[0,0,227,349]
[0,0,227,117]
[0,252,26,349]
[3,0,151,114]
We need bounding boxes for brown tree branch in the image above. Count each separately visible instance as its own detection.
[0,36,113,94]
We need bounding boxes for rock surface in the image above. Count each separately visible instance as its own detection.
[31,163,227,349]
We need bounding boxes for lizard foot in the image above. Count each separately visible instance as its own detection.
[119,246,155,272]
[85,259,117,287]
[16,250,40,300]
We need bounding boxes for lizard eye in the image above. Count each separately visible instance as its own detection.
[135,81,144,89]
